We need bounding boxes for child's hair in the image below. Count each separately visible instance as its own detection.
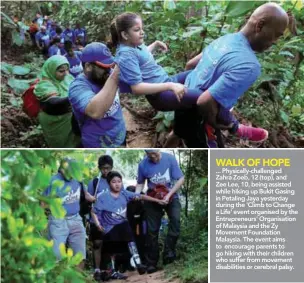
[56,27,62,34]
[52,37,61,44]
[110,12,140,48]
[107,171,122,184]
[98,155,113,169]
[64,40,73,51]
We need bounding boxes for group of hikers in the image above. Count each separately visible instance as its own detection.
[26,3,289,148]
[42,150,184,281]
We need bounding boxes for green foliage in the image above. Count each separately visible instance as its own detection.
[153,111,174,133]
[2,149,207,282]
[1,150,87,282]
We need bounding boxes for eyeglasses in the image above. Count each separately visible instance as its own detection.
[100,166,112,170]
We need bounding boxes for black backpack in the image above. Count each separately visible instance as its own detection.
[79,177,99,217]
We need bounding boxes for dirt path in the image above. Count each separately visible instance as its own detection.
[110,270,180,283]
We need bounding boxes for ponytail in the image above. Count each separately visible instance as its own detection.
[110,18,119,48]
[109,12,141,49]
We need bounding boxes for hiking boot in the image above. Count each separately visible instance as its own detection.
[147,265,157,274]
[100,271,111,281]
[93,271,102,281]
[163,251,177,265]
[110,271,128,280]
[236,124,268,142]
[136,263,147,275]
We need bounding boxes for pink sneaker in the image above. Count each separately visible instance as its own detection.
[236,124,268,142]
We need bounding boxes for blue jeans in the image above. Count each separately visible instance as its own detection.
[48,213,86,260]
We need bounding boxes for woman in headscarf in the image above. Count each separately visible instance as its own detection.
[34,55,80,147]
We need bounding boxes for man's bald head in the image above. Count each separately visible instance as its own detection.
[242,3,288,52]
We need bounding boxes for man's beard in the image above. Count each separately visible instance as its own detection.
[88,71,109,86]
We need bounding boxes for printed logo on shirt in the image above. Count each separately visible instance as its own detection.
[112,206,127,219]
[104,92,120,117]
[150,168,170,184]
[61,186,80,204]
[70,64,83,75]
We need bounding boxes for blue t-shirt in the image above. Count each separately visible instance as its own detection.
[185,32,261,110]
[35,31,50,47]
[48,44,65,57]
[68,74,126,148]
[137,152,183,199]
[43,172,85,217]
[115,44,170,91]
[65,51,83,77]
[93,190,140,233]
[62,28,75,43]
[74,28,86,45]
[88,176,109,199]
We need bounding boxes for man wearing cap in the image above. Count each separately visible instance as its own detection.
[35,25,50,55]
[68,42,126,148]
[136,150,184,273]
[42,158,95,268]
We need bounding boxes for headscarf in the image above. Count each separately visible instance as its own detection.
[34,55,74,101]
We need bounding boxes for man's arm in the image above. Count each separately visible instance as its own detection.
[163,176,185,203]
[185,53,202,70]
[85,65,120,119]
[135,183,145,194]
[197,90,232,130]
[139,194,167,205]
[84,190,96,202]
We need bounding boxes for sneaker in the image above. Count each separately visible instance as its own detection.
[147,265,157,274]
[100,271,111,281]
[110,271,128,280]
[163,251,176,265]
[136,263,147,275]
[236,124,268,142]
[93,271,101,281]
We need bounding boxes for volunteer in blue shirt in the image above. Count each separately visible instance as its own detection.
[64,41,83,77]
[48,37,66,57]
[136,150,185,273]
[74,22,87,46]
[172,3,289,146]
[62,23,75,44]
[68,42,126,148]
[91,171,166,279]
[42,158,95,269]
[35,25,50,55]
[87,155,113,281]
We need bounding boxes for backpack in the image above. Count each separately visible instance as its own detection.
[147,184,173,202]
[79,177,99,217]
[22,79,41,118]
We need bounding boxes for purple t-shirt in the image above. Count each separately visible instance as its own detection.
[48,45,66,57]
[35,31,50,47]
[65,51,83,77]
[74,28,86,45]
[137,152,183,199]
[68,74,126,148]
[93,190,140,233]
[62,28,75,43]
